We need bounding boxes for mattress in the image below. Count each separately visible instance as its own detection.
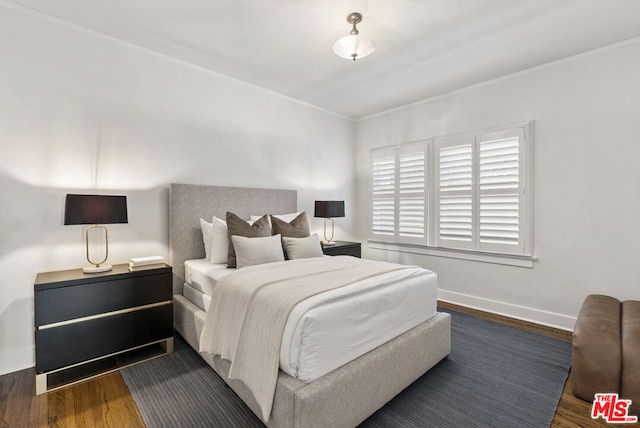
[183,258,437,383]
[183,282,211,312]
[184,259,231,296]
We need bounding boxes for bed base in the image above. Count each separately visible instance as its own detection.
[174,294,451,428]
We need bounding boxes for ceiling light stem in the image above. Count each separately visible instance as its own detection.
[347,12,362,36]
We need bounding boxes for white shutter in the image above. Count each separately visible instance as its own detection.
[371,152,396,238]
[479,137,519,190]
[439,144,473,192]
[372,199,395,236]
[479,194,519,244]
[398,149,427,241]
[478,128,526,253]
[436,140,474,247]
[372,156,395,195]
[371,143,429,243]
[439,196,473,241]
[479,136,519,245]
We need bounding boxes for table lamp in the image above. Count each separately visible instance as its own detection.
[314,200,345,246]
[64,194,128,273]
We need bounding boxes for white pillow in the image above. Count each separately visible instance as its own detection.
[274,212,302,223]
[232,234,285,268]
[249,215,263,224]
[250,212,301,226]
[200,218,213,261]
[282,234,324,260]
[210,216,230,264]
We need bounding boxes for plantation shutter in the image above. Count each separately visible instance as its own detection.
[371,143,429,243]
[435,139,474,248]
[371,149,396,239]
[398,146,427,242]
[478,127,526,254]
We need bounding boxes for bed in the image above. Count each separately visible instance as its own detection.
[169,183,451,428]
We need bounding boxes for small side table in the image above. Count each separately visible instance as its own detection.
[321,241,361,258]
[34,263,173,394]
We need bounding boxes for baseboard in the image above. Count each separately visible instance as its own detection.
[438,289,576,332]
[0,346,34,376]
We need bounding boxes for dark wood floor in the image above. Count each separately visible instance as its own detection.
[1,303,610,428]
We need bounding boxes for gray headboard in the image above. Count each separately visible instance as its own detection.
[169,183,297,294]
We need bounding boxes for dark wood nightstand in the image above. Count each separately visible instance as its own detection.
[322,241,361,258]
[34,263,173,394]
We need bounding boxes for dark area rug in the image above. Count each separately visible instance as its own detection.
[121,309,572,427]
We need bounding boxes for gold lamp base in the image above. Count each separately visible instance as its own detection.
[83,224,112,274]
[322,218,336,246]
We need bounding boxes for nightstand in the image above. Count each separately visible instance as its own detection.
[34,263,173,395]
[321,241,361,258]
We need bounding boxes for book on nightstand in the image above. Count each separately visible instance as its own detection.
[128,256,166,271]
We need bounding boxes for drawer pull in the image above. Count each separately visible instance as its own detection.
[38,301,171,330]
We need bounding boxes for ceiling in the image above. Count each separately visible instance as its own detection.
[6,0,640,118]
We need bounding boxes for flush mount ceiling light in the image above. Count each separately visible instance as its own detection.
[333,12,376,61]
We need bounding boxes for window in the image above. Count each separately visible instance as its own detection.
[370,122,533,258]
[371,148,396,238]
[371,142,428,244]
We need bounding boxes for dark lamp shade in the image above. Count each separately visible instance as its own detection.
[64,194,128,225]
[314,200,345,218]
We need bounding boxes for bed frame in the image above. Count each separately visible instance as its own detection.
[169,183,451,428]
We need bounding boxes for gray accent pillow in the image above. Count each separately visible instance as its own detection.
[232,234,285,268]
[270,212,310,238]
[282,234,324,260]
[226,212,271,268]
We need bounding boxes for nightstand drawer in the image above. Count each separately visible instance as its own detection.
[35,272,171,326]
[35,303,172,373]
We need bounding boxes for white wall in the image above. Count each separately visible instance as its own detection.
[0,7,356,375]
[356,40,640,330]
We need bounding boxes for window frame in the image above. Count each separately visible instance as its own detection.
[369,121,534,260]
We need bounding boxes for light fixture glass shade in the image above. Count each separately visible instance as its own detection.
[333,34,376,61]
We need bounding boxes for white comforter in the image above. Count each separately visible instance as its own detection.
[281,262,437,382]
[198,256,437,421]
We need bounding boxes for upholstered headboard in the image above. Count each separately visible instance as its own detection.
[169,183,297,294]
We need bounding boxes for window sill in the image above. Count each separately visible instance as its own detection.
[367,241,537,268]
